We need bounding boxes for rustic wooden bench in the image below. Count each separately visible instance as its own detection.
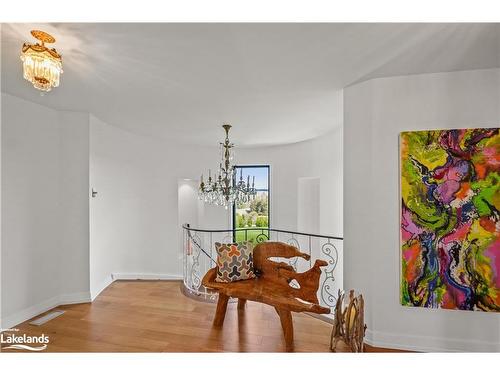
[202,241,331,351]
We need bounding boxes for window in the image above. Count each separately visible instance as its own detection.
[233,165,270,243]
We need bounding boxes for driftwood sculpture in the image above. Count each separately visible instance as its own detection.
[330,289,367,353]
[202,241,330,351]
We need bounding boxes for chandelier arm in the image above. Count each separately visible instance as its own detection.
[199,124,256,208]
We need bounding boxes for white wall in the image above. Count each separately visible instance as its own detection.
[1,91,343,320]
[344,68,500,352]
[90,115,178,296]
[88,116,343,299]
[59,111,90,298]
[178,180,200,229]
[236,126,344,237]
[173,128,344,238]
[298,177,320,234]
[1,93,90,328]
[0,23,3,329]
[89,116,231,297]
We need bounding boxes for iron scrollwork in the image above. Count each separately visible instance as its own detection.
[182,224,343,312]
[255,231,269,243]
[189,231,202,290]
[320,240,339,308]
[286,237,300,270]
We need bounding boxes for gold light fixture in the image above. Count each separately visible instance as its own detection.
[20,30,63,92]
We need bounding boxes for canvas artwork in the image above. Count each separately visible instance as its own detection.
[400,128,500,312]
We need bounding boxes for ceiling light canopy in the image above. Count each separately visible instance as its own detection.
[20,30,63,92]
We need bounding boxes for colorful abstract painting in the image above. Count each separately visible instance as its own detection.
[400,128,500,312]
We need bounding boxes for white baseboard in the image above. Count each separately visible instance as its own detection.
[365,328,500,352]
[1,291,91,330]
[2,274,181,330]
[60,291,91,305]
[89,273,182,301]
[90,275,114,301]
[112,273,183,281]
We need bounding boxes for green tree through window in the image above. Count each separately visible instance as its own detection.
[233,166,270,243]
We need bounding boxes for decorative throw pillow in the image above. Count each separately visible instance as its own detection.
[215,241,256,282]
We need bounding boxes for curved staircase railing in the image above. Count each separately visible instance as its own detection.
[181,224,343,317]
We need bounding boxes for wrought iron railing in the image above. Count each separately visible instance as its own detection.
[182,224,343,317]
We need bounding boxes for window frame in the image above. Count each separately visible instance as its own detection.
[232,164,271,242]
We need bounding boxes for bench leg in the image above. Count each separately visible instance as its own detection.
[213,294,229,327]
[237,298,246,310]
[275,307,294,352]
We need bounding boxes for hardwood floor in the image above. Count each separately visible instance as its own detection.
[2,280,403,352]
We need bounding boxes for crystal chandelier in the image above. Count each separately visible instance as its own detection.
[199,124,256,209]
[20,30,63,92]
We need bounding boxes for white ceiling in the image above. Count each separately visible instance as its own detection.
[2,23,499,146]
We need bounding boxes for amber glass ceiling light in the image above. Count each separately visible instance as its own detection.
[20,30,63,92]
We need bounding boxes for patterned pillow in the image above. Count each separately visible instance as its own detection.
[215,241,256,282]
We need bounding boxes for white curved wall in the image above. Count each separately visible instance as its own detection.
[1,93,90,328]
[1,92,343,326]
[344,68,500,352]
[88,116,343,298]
[236,128,343,237]
[88,116,223,296]
[3,66,499,351]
